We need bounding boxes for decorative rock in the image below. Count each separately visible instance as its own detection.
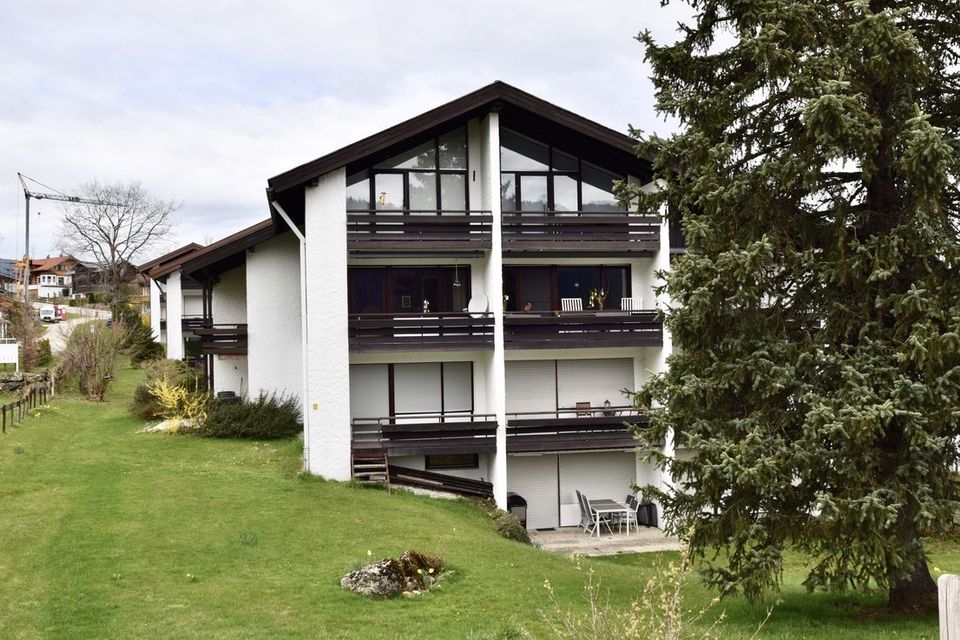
[0,372,48,393]
[340,550,444,598]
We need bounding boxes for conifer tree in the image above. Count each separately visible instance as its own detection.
[632,0,960,611]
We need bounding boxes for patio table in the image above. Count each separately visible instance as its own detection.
[589,499,631,537]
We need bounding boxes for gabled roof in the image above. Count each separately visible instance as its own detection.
[31,255,74,273]
[267,81,652,199]
[138,243,204,275]
[179,218,281,279]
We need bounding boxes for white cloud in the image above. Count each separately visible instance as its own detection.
[2,0,691,261]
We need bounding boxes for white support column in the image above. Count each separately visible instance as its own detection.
[166,271,184,360]
[149,278,163,342]
[481,113,508,509]
[304,168,352,481]
[652,188,675,500]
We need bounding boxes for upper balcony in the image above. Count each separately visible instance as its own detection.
[349,312,494,352]
[194,324,248,356]
[347,210,492,255]
[504,310,662,349]
[501,211,660,256]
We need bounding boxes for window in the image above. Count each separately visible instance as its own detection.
[500,128,626,213]
[503,265,632,312]
[346,127,469,213]
[347,266,470,314]
[425,454,479,470]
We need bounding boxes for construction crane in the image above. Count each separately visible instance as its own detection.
[16,173,121,303]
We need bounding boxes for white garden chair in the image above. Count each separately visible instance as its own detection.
[620,297,642,311]
[560,297,582,312]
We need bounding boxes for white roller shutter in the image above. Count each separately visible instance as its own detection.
[442,362,473,413]
[505,361,556,415]
[349,364,390,420]
[556,358,634,411]
[394,363,442,414]
[558,452,637,526]
[507,455,559,529]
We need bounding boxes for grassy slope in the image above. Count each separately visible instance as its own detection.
[0,362,947,639]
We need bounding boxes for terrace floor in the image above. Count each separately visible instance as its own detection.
[530,526,683,556]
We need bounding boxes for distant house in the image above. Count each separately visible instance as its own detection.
[70,259,139,295]
[0,259,17,295]
[29,255,78,299]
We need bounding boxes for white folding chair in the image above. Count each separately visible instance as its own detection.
[560,297,582,311]
[620,297,642,311]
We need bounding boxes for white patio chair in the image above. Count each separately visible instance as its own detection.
[560,297,582,312]
[617,495,640,534]
[582,493,614,536]
[620,297,642,311]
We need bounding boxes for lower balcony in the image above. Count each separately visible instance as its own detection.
[503,310,662,349]
[194,323,248,355]
[507,407,647,453]
[351,413,497,456]
[349,312,494,352]
[181,316,206,332]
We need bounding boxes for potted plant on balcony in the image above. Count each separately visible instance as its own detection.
[587,288,607,311]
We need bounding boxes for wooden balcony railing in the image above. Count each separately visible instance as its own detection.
[194,323,248,355]
[501,211,659,255]
[181,316,206,332]
[506,407,648,453]
[503,310,662,349]
[347,210,492,253]
[348,312,494,352]
[352,413,498,456]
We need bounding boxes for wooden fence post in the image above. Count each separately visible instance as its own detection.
[940,574,960,639]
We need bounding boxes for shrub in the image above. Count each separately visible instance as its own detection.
[111,304,163,365]
[6,301,39,370]
[199,393,301,439]
[148,375,209,426]
[131,359,205,421]
[36,338,52,368]
[491,510,531,545]
[57,321,127,401]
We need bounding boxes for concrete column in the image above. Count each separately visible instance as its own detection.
[481,113,508,509]
[304,168,352,481]
[166,271,184,360]
[149,278,163,342]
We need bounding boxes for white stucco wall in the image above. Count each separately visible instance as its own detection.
[482,112,508,509]
[165,272,184,360]
[149,279,162,341]
[211,265,248,396]
[304,167,352,481]
[246,233,303,401]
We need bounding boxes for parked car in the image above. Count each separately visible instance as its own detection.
[39,304,57,323]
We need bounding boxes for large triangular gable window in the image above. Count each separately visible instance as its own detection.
[499,128,624,213]
[346,127,469,213]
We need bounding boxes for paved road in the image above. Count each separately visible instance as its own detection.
[43,317,100,353]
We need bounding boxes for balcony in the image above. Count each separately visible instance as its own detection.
[181,316,206,332]
[507,407,647,453]
[194,323,248,355]
[351,413,498,456]
[347,210,492,255]
[503,310,662,349]
[348,312,494,352]
[501,211,659,256]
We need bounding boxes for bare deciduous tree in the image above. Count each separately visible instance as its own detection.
[58,182,180,295]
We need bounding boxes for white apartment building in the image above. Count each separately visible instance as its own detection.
[160,83,678,529]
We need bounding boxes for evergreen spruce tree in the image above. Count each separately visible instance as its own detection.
[632,0,960,611]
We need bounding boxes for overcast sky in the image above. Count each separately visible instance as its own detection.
[2,1,691,262]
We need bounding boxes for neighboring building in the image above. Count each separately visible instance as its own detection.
[28,255,78,299]
[155,82,679,527]
[70,259,139,295]
[138,243,205,357]
[0,259,17,296]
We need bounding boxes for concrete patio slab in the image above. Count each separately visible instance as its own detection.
[530,526,683,556]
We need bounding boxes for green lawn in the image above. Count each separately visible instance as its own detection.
[0,362,947,639]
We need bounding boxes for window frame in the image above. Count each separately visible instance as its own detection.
[347,127,470,213]
[503,265,632,312]
[425,453,480,470]
[500,129,625,213]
